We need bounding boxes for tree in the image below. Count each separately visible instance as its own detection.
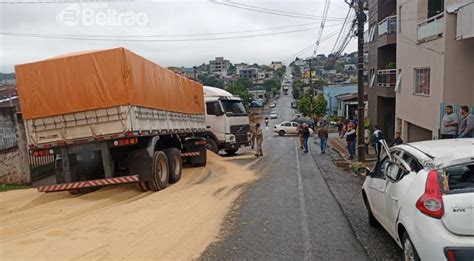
[263,79,279,92]
[197,74,224,88]
[292,87,300,99]
[226,82,252,105]
[234,78,252,89]
[297,94,327,117]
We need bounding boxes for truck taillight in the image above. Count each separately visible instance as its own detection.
[195,140,207,145]
[416,170,444,219]
[113,138,137,146]
[32,149,55,157]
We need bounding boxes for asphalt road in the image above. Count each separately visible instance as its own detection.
[202,72,402,260]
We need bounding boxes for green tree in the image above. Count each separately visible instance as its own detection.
[292,88,300,99]
[263,79,279,92]
[226,82,252,105]
[297,94,327,117]
[197,74,224,88]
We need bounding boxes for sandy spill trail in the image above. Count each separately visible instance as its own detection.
[0,152,256,260]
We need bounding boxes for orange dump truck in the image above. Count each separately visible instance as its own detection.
[16,48,207,193]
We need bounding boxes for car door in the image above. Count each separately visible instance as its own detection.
[383,151,418,237]
[367,155,390,224]
[291,122,299,134]
[283,122,292,133]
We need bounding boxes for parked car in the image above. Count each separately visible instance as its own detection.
[361,139,474,261]
[291,118,315,130]
[249,100,263,108]
[291,101,298,109]
[269,103,276,108]
[273,121,313,136]
[269,111,278,119]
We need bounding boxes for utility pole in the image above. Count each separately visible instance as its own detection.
[193,66,197,81]
[356,0,366,162]
[309,59,313,117]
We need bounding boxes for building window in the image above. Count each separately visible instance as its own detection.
[414,68,430,95]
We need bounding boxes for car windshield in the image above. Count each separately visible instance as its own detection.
[221,100,247,116]
[445,162,474,192]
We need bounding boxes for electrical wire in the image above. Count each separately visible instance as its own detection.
[209,0,347,21]
[330,6,352,54]
[313,0,331,56]
[0,26,326,42]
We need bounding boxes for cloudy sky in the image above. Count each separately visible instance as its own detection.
[0,0,356,73]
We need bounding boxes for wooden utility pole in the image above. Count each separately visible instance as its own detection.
[356,0,366,162]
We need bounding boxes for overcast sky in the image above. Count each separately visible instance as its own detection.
[0,0,356,73]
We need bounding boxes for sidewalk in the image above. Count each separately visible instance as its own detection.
[327,132,377,163]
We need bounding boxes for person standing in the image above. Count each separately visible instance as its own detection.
[391,131,404,146]
[458,106,474,138]
[318,125,329,154]
[440,105,459,139]
[302,123,311,153]
[342,123,356,160]
[255,123,263,157]
[298,123,304,149]
[372,125,384,161]
[250,123,256,149]
[364,127,371,155]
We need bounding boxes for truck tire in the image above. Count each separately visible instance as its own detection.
[147,151,169,191]
[206,138,218,153]
[225,148,239,155]
[164,148,182,183]
[135,182,149,192]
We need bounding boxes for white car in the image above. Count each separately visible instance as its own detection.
[273,121,313,136]
[269,103,276,108]
[361,139,474,261]
[269,112,278,119]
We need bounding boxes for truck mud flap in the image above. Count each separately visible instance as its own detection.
[38,175,139,193]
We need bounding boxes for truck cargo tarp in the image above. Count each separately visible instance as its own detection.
[15,48,204,119]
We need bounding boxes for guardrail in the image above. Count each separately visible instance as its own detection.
[377,69,396,87]
[378,15,397,36]
[417,13,444,42]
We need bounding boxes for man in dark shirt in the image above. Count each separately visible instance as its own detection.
[342,123,356,160]
[302,123,311,153]
[318,125,329,154]
[391,132,403,146]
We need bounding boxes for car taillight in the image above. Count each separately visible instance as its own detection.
[416,170,444,218]
[446,249,455,261]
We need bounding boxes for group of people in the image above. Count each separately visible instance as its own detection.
[441,105,473,139]
[297,123,313,153]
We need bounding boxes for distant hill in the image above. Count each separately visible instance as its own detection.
[0,73,15,81]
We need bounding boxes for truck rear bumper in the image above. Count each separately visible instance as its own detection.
[38,175,139,193]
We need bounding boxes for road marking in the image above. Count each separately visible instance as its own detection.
[295,140,313,260]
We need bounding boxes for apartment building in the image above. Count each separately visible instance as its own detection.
[365,0,397,141]
[396,0,474,142]
[209,57,230,76]
[270,61,283,70]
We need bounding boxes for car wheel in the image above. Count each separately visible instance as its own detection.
[278,130,285,136]
[363,193,379,227]
[402,232,420,261]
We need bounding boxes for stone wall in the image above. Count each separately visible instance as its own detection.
[0,107,31,185]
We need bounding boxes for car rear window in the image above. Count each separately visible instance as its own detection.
[445,162,474,192]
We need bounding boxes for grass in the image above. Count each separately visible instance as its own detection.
[0,184,30,192]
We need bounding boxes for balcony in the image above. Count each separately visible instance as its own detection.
[377,69,396,87]
[378,15,397,36]
[417,13,444,42]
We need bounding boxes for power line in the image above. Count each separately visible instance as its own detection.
[285,29,340,62]
[313,0,331,56]
[330,7,352,54]
[209,0,347,21]
[0,26,326,42]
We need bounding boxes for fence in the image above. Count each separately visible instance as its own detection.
[29,153,55,181]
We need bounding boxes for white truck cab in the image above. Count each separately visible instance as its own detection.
[203,86,251,155]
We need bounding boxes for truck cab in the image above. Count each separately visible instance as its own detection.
[203,86,251,155]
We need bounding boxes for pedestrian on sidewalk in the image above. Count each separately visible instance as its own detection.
[458,106,473,138]
[255,123,263,157]
[364,127,371,155]
[391,132,404,146]
[302,123,311,153]
[318,125,329,154]
[440,105,459,139]
[372,125,384,161]
[341,123,356,160]
[298,123,304,149]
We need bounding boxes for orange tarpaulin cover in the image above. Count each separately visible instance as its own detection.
[15,48,204,119]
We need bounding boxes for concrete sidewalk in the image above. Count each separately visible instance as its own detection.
[326,132,377,163]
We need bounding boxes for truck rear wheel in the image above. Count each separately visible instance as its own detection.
[135,182,149,192]
[147,151,169,191]
[225,148,239,155]
[164,148,182,183]
[206,138,218,153]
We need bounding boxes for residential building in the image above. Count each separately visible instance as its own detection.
[248,85,267,101]
[270,61,283,70]
[365,0,397,141]
[395,0,474,142]
[238,67,258,81]
[336,93,369,119]
[323,84,358,116]
[209,57,230,76]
